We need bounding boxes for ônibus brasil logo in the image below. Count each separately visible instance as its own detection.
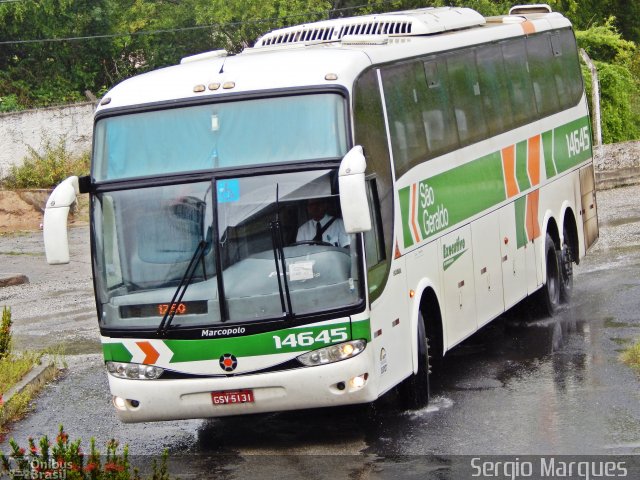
[219,353,238,372]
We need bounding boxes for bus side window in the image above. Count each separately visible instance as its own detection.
[445,50,488,146]
[501,38,536,128]
[382,62,429,177]
[553,30,584,109]
[364,177,386,268]
[527,33,561,117]
[354,68,394,303]
[476,43,514,137]
[422,59,459,158]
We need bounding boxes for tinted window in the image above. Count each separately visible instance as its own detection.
[446,50,488,145]
[476,43,514,136]
[382,62,429,177]
[354,69,394,302]
[527,33,561,117]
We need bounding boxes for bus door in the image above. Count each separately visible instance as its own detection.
[580,164,599,250]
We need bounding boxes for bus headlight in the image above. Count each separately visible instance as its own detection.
[296,339,366,366]
[106,361,164,380]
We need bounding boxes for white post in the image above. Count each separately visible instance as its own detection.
[579,49,602,157]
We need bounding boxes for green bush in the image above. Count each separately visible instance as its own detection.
[2,137,90,190]
[0,307,11,360]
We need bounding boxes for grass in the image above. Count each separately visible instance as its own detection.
[0,351,41,392]
[620,340,640,373]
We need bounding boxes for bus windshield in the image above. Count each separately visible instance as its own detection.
[92,93,348,181]
[92,170,362,330]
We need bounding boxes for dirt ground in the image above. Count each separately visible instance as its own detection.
[0,189,88,233]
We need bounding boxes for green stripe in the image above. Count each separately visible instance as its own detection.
[515,140,531,191]
[103,342,133,363]
[398,116,591,250]
[398,186,414,248]
[553,117,592,173]
[351,319,372,341]
[514,196,528,249]
[443,250,467,271]
[542,130,556,179]
[166,320,369,363]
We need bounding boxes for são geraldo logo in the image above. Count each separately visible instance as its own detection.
[419,181,449,237]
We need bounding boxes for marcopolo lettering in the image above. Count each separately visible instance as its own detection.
[202,327,246,337]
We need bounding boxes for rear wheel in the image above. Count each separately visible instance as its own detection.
[399,312,430,409]
[559,227,573,303]
[540,233,561,316]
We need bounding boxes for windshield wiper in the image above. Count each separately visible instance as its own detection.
[269,184,293,319]
[157,239,207,336]
[270,220,293,318]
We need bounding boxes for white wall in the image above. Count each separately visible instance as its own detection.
[0,102,94,177]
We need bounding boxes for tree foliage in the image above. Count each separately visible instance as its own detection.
[577,19,640,143]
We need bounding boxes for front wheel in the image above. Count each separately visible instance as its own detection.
[540,233,561,316]
[399,312,430,409]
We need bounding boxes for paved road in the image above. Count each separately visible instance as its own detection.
[1,186,639,478]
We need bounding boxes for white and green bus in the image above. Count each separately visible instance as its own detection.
[44,4,598,422]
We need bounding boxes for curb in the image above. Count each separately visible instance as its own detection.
[596,167,640,190]
[0,274,29,288]
[1,356,58,407]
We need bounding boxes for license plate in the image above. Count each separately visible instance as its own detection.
[211,389,254,405]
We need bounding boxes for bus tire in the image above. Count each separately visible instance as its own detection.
[559,226,573,303]
[400,311,430,409]
[540,233,561,315]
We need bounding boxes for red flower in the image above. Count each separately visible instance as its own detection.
[84,462,97,472]
[104,462,125,473]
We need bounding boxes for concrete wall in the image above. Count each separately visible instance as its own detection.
[0,102,94,177]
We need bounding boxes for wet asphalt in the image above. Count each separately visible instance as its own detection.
[0,186,639,478]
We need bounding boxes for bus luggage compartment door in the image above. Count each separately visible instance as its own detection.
[579,164,599,250]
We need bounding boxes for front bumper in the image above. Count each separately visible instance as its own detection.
[108,346,377,422]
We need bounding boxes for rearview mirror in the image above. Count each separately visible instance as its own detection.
[43,176,79,264]
[338,146,372,234]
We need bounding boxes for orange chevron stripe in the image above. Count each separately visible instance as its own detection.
[527,135,541,186]
[410,183,421,243]
[136,341,160,364]
[521,21,536,35]
[502,145,519,198]
[526,190,541,241]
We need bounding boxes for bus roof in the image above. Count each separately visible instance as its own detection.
[96,5,571,113]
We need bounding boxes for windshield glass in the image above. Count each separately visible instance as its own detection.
[92,93,348,181]
[93,171,363,330]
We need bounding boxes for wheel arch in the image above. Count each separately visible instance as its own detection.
[410,280,444,375]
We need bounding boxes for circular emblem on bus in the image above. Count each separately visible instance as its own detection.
[219,353,238,372]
